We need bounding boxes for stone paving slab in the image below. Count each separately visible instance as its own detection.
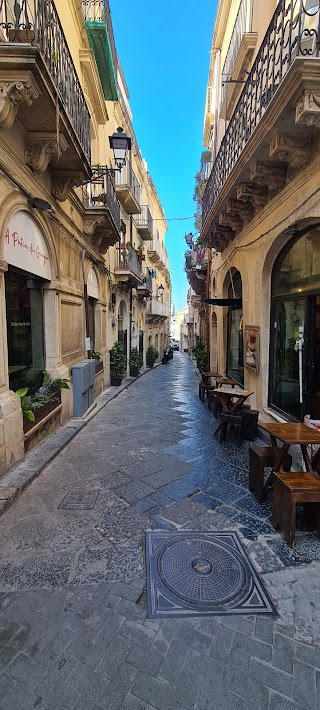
[0,355,320,708]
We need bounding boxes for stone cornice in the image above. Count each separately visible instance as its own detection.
[79,49,108,125]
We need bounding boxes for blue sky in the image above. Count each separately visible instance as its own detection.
[111,0,217,311]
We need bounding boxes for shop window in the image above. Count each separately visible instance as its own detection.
[5,267,44,393]
[226,270,244,385]
[270,228,320,420]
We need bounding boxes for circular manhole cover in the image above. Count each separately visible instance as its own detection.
[157,536,249,606]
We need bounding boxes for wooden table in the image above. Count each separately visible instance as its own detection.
[259,422,320,494]
[211,387,254,438]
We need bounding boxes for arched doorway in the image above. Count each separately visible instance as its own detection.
[226,269,243,385]
[4,210,53,393]
[269,227,320,421]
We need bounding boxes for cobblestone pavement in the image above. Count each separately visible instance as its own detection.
[1,353,320,709]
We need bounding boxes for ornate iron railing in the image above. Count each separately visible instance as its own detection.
[136,205,153,234]
[114,162,141,207]
[81,0,117,73]
[117,244,142,279]
[82,167,121,231]
[0,0,91,162]
[140,267,153,290]
[221,0,251,103]
[202,0,320,224]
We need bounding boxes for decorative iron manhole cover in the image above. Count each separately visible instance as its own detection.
[146,531,276,618]
[58,491,100,510]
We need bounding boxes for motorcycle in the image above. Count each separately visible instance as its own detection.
[162,348,169,364]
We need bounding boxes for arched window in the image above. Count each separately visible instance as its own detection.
[270,228,320,420]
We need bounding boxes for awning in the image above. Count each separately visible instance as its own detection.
[201,298,242,308]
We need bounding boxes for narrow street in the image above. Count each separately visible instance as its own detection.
[1,353,320,710]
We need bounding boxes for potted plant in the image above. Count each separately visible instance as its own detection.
[136,243,145,260]
[109,341,127,385]
[129,347,143,377]
[16,372,70,434]
[146,345,159,368]
[91,350,103,375]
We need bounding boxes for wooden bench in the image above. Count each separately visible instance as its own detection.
[272,470,320,547]
[199,372,220,403]
[249,446,292,503]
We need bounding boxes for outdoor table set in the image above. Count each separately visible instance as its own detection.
[198,375,320,546]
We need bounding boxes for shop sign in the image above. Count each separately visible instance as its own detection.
[4,210,52,280]
[87,267,99,299]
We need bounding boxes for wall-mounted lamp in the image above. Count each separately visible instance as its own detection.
[28,196,55,212]
[185,232,193,249]
[109,127,132,172]
[158,284,164,297]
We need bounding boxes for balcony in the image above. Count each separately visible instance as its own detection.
[82,167,121,253]
[81,0,118,101]
[202,0,320,252]
[136,205,153,241]
[147,236,168,271]
[137,267,153,296]
[0,0,91,195]
[114,163,141,214]
[114,244,142,285]
[146,299,170,322]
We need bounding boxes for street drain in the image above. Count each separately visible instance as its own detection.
[58,491,100,510]
[146,530,276,618]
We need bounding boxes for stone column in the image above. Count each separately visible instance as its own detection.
[43,282,71,422]
[0,259,24,473]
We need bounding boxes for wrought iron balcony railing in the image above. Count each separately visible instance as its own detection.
[140,267,153,291]
[0,0,91,162]
[136,205,153,236]
[221,0,251,103]
[82,167,120,231]
[202,0,320,224]
[81,0,117,72]
[114,163,141,208]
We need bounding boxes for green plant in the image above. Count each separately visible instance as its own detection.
[129,347,143,370]
[146,345,159,367]
[91,350,101,363]
[15,388,35,422]
[192,342,208,373]
[110,341,127,378]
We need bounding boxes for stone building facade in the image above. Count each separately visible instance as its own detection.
[0,0,170,473]
[201,0,320,423]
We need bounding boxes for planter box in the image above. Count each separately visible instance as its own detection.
[130,368,140,377]
[95,361,104,375]
[110,376,123,386]
[23,391,61,435]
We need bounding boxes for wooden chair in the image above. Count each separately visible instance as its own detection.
[272,470,320,547]
[249,446,292,503]
[199,372,220,403]
[218,412,244,447]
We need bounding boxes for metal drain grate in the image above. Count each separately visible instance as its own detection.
[146,530,276,618]
[58,491,100,510]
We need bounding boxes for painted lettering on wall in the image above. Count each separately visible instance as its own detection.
[5,228,49,267]
[3,210,52,280]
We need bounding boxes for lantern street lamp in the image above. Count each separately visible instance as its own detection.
[185,232,193,249]
[158,283,164,298]
[109,127,132,171]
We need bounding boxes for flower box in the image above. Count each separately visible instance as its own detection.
[95,361,104,375]
[23,391,61,435]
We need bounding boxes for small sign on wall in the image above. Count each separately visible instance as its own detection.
[244,325,259,373]
[85,337,91,351]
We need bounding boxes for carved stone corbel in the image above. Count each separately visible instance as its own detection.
[269,131,312,176]
[0,79,40,129]
[250,160,288,199]
[25,133,68,174]
[51,172,84,202]
[99,233,113,254]
[295,91,320,127]
[226,198,253,225]
[83,217,105,237]
[237,182,269,209]
[219,212,243,233]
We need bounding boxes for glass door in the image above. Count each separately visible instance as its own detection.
[309,295,320,420]
[271,298,305,420]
